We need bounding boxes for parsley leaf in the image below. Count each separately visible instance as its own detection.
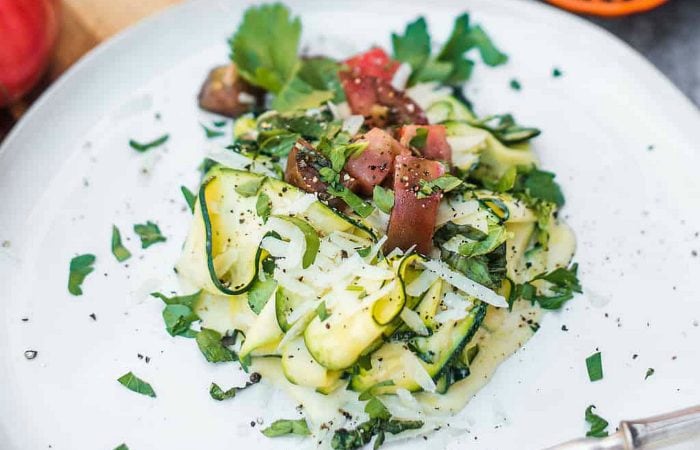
[117,371,156,398]
[256,192,272,223]
[510,79,521,91]
[111,226,131,262]
[372,186,394,214]
[297,57,346,103]
[261,418,311,438]
[272,76,334,113]
[196,328,235,363]
[586,351,604,382]
[392,17,431,71]
[68,254,96,296]
[202,123,225,139]
[319,167,374,218]
[151,290,201,308]
[408,127,428,150]
[517,167,565,207]
[247,278,277,314]
[229,3,301,93]
[316,301,330,321]
[162,304,199,337]
[365,397,391,421]
[417,174,462,198]
[181,186,197,212]
[585,405,609,438]
[129,134,169,153]
[133,221,166,248]
[209,378,263,401]
[465,25,508,66]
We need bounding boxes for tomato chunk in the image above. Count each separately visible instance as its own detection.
[398,125,452,162]
[344,128,409,196]
[345,47,400,81]
[385,154,446,255]
[339,71,427,128]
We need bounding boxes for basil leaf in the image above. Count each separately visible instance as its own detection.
[585,405,609,438]
[117,371,156,398]
[129,134,169,153]
[209,382,239,401]
[365,397,391,421]
[68,254,96,296]
[586,351,603,382]
[180,186,197,212]
[261,418,311,438]
[111,226,132,262]
[372,186,394,214]
[247,278,277,314]
[196,328,235,363]
[133,221,166,248]
[162,304,199,337]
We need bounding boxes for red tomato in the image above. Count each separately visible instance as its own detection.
[345,47,400,81]
[399,125,452,162]
[385,154,445,255]
[345,128,409,196]
[0,0,59,107]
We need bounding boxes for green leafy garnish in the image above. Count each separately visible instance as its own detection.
[297,57,346,103]
[261,418,311,438]
[506,263,582,310]
[552,67,563,78]
[417,174,463,198]
[151,291,201,308]
[258,132,300,157]
[133,221,166,248]
[509,79,521,91]
[117,371,156,398]
[520,168,565,207]
[272,77,334,113]
[586,351,603,382]
[196,328,236,363]
[209,377,260,401]
[372,186,394,214]
[152,291,201,337]
[181,186,197,212]
[111,226,132,262]
[202,123,225,139]
[319,167,374,218]
[408,127,428,150]
[645,368,655,379]
[113,445,129,450]
[392,17,430,72]
[316,301,330,321]
[235,178,264,197]
[278,216,320,268]
[129,134,169,153]
[68,254,96,296]
[585,405,609,438]
[247,278,277,314]
[256,192,272,223]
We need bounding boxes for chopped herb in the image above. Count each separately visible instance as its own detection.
[409,127,428,150]
[645,368,655,380]
[68,254,96,296]
[372,186,394,214]
[516,167,565,207]
[509,79,521,91]
[209,382,238,401]
[113,445,129,450]
[247,278,277,314]
[162,304,199,337]
[585,405,609,438]
[181,186,197,212]
[133,221,166,248]
[256,192,272,223]
[151,290,201,308]
[297,57,346,103]
[235,178,264,197]
[552,67,563,78]
[357,246,372,258]
[417,174,463,198]
[272,76,334,113]
[117,371,156,398]
[261,418,311,438]
[278,216,320,268]
[258,132,300,157]
[319,167,374,218]
[111,226,132,262]
[365,397,391,421]
[316,301,330,321]
[213,120,227,127]
[129,134,169,153]
[202,123,225,139]
[586,351,603,382]
[196,328,235,363]
[24,350,37,360]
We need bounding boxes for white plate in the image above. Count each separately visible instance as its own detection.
[1,0,699,449]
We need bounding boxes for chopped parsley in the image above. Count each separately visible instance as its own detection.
[645,368,655,379]
[68,254,96,296]
[319,167,374,218]
[586,351,603,382]
[585,405,609,438]
[180,186,197,212]
[247,278,277,314]
[316,301,330,321]
[509,79,521,91]
[196,328,236,363]
[255,192,272,223]
[129,134,169,153]
[417,174,463,198]
[134,221,166,248]
[261,418,311,438]
[506,263,582,310]
[408,127,428,150]
[111,226,132,262]
[209,377,260,401]
[152,291,201,337]
[117,371,156,398]
[372,186,394,214]
[201,123,225,139]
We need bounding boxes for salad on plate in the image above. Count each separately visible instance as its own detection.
[157,3,580,448]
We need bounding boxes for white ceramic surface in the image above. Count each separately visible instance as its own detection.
[1,1,699,449]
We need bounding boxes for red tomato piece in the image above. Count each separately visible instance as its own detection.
[398,125,452,162]
[345,47,400,81]
[344,128,409,196]
[385,154,446,255]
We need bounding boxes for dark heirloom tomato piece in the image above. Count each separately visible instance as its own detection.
[339,71,428,128]
[344,47,400,81]
[344,128,409,196]
[399,125,452,162]
[385,154,446,255]
[198,64,264,118]
[285,138,356,209]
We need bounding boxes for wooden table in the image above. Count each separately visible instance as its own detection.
[0,0,182,142]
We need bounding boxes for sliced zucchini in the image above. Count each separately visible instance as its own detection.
[349,300,487,394]
[371,255,414,325]
[281,337,342,391]
[239,295,283,358]
[275,287,310,332]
